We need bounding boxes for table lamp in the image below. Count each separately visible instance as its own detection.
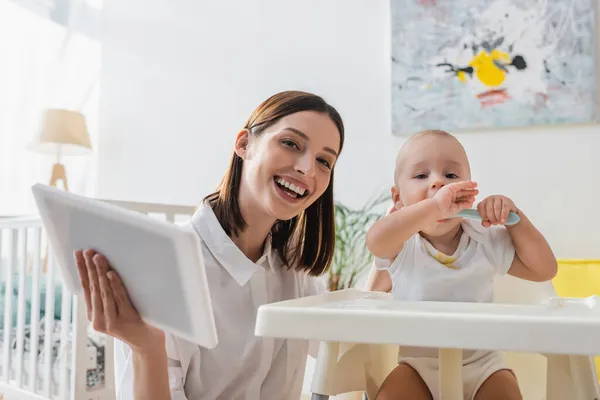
[27,109,92,191]
[27,109,92,272]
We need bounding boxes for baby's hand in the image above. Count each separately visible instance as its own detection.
[432,181,479,218]
[477,195,518,227]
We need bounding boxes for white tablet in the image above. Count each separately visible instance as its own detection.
[31,183,218,348]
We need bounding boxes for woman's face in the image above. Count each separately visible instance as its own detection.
[236,111,341,222]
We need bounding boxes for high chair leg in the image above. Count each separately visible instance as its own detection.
[439,348,463,400]
[545,354,600,400]
[311,342,339,399]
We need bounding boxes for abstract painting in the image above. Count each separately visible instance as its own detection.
[391,0,597,135]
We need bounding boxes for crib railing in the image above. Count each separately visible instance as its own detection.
[0,200,197,400]
[0,216,68,400]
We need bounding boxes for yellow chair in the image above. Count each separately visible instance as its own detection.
[553,259,600,381]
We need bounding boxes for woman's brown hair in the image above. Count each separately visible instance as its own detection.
[203,90,345,276]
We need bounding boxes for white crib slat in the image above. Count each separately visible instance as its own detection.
[28,227,42,392]
[2,229,18,382]
[42,248,56,397]
[14,228,28,387]
[104,330,116,397]
[165,213,175,222]
[71,296,89,400]
[58,281,72,399]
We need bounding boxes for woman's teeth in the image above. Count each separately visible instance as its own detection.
[276,177,307,197]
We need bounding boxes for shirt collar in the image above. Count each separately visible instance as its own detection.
[189,202,278,286]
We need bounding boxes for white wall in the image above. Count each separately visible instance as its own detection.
[99,0,600,260]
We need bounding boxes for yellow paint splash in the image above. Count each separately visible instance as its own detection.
[463,49,511,87]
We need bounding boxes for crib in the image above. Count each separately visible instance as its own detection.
[0,199,197,400]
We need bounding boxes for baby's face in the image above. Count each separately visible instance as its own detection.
[393,134,472,236]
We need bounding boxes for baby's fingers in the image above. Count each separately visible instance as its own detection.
[493,198,503,223]
[457,189,479,201]
[485,199,500,225]
[456,195,476,204]
[448,180,478,190]
[477,202,491,227]
[500,204,510,224]
[455,196,476,212]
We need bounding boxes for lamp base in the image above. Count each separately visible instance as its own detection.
[43,162,69,272]
[49,162,69,191]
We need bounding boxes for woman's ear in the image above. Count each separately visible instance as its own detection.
[234,129,250,159]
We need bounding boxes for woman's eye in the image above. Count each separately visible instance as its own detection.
[318,158,332,169]
[282,139,299,149]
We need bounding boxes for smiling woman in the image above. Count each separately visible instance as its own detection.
[75,90,346,400]
[205,91,345,273]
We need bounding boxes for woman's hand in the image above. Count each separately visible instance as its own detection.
[74,249,165,354]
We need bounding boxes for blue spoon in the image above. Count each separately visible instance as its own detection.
[456,208,520,226]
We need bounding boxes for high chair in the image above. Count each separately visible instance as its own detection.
[306,275,600,400]
[255,276,600,400]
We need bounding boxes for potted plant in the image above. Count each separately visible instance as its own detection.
[328,192,389,292]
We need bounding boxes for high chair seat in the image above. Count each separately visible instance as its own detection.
[255,279,600,400]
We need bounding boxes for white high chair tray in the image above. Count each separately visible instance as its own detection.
[255,289,600,355]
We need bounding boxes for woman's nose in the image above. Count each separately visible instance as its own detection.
[295,154,315,177]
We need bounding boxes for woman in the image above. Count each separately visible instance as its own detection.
[74,90,345,399]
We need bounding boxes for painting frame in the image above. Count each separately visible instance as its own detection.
[390,0,600,136]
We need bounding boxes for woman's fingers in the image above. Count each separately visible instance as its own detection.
[77,250,152,347]
[95,254,118,331]
[74,250,92,320]
[84,249,105,332]
[75,251,155,349]
[108,270,138,320]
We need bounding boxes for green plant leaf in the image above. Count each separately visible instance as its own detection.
[329,190,390,291]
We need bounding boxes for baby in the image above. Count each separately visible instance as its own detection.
[366,130,557,400]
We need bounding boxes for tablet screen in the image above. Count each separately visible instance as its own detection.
[45,195,193,334]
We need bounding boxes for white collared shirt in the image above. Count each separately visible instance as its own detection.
[114,203,326,400]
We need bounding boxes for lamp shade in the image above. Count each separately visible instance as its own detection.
[27,109,92,156]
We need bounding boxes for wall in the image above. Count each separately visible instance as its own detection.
[99,0,600,265]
